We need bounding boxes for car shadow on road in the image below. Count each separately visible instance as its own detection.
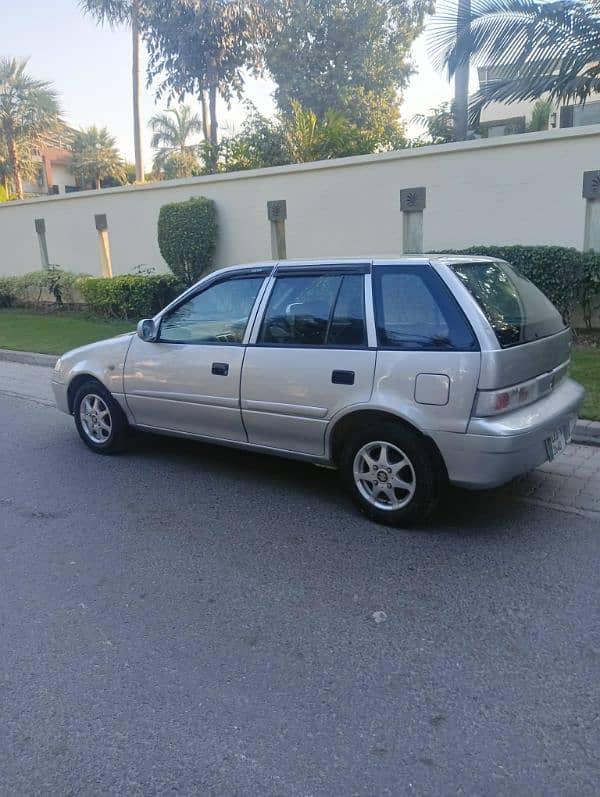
[128,430,533,539]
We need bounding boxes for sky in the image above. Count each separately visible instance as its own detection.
[4,0,459,165]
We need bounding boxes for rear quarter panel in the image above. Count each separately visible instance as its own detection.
[372,350,481,433]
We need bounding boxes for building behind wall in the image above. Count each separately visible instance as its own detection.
[476,64,600,137]
[21,126,80,197]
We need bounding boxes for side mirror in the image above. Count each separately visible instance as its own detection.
[137,318,158,342]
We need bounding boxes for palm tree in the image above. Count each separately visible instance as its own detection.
[80,0,145,182]
[70,126,126,189]
[0,57,60,199]
[453,0,471,140]
[149,105,202,175]
[429,0,600,119]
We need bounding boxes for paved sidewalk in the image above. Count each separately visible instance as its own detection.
[505,443,600,517]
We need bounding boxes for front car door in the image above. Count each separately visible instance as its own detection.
[241,264,377,455]
[123,268,270,440]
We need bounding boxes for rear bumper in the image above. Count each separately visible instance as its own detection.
[431,378,585,489]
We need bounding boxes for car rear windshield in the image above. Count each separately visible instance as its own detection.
[450,260,566,348]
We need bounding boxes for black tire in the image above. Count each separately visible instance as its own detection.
[73,379,129,454]
[339,422,440,527]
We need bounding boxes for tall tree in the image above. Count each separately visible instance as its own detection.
[0,57,60,199]
[453,0,471,140]
[264,0,432,144]
[141,0,274,170]
[149,104,202,175]
[80,0,145,182]
[429,0,600,119]
[70,126,126,189]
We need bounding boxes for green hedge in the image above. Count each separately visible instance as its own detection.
[437,245,600,323]
[79,274,185,320]
[158,196,218,286]
[0,267,86,308]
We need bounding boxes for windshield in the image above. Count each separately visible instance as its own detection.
[450,260,566,348]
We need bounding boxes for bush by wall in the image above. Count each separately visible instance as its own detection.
[158,196,218,286]
[437,245,600,324]
[0,267,86,308]
[79,274,184,320]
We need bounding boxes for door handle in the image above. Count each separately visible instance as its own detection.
[332,370,355,385]
[212,362,229,376]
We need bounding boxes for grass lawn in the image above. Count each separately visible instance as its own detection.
[0,310,134,355]
[571,347,600,422]
[0,309,598,421]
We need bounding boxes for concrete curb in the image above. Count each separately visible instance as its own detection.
[0,348,58,367]
[0,346,599,447]
[573,421,600,448]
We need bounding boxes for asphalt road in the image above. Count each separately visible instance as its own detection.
[1,392,599,796]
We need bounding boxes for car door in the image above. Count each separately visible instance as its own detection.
[124,269,269,440]
[241,265,377,456]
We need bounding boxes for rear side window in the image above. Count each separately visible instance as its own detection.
[451,260,566,348]
[372,265,478,351]
[259,274,366,346]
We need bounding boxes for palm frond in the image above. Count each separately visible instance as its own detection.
[430,0,600,105]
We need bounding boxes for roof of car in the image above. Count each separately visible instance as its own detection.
[208,255,501,274]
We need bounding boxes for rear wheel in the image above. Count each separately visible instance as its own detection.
[73,380,129,454]
[340,422,440,526]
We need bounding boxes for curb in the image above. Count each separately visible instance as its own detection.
[0,348,58,368]
[573,422,600,448]
[0,346,599,447]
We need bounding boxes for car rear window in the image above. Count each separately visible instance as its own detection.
[450,260,566,348]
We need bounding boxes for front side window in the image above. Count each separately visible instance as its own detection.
[373,265,478,351]
[259,274,366,347]
[451,260,566,348]
[159,276,265,344]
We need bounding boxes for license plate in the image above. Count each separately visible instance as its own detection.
[545,428,567,461]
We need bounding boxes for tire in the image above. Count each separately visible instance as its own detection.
[339,422,440,527]
[73,380,129,454]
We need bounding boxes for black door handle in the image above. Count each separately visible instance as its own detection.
[332,370,355,385]
[212,362,229,376]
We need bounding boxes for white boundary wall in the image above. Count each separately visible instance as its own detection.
[1,125,599,277]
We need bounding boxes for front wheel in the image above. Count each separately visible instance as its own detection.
[73,380,129,454]
[340,423,440,526]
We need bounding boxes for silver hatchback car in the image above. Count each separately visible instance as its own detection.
[52,256,584,526]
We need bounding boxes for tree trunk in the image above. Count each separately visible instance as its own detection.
[453,0,471,142]
[95,176,101,190]
[2,174,9,198]
[7,135,23,200]
[208,86,218,171]
[132,0,144,182]
[200,88,210,143]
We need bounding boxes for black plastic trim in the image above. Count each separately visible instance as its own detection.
[274,263,371,276]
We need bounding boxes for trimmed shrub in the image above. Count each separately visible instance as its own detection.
[9,267,87,307]
[436,245,600,321]
[0,276,18,307]
[158,196,218,286]
[79,274,184,320]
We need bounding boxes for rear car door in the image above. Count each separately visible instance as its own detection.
[241,265,377,455]
[123,269,269,440]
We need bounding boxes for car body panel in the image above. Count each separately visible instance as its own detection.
[241,346,377,455]
[372,350,481,434]
[122,336,248,441]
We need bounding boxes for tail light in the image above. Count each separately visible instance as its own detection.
[473,363,569,417]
